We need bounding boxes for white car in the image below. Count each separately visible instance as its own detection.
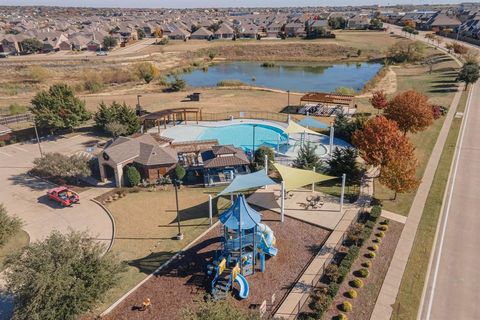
[96,51,108,56]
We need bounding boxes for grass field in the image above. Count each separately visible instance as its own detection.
[95,186,230,312]
[372,50,460,216]
[0,230,30,271]
[390,90,468,320]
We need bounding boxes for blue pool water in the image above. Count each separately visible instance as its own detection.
[177,61,383,92]
[198,124,288,151]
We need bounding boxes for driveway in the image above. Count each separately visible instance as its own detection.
[0,134,113,246]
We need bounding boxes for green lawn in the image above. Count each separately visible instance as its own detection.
[0,230,30,271]
[373,51,460,215]
[390,90,468,320]
[95,186,230,312]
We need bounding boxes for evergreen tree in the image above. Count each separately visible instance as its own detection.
[94,101,140,136]
[326,147,362,183]
[292,142,322,170]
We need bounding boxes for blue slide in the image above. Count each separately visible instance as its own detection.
[234,273,249,299]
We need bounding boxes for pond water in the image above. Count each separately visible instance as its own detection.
[177,61,383,92]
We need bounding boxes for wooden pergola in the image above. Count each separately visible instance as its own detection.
[300,92,354,107]
[141,107,203,132]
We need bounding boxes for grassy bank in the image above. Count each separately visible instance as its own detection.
[390,90,468,320]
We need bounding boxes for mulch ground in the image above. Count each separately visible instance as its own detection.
[102,210,330,320]
[323,220,403,320]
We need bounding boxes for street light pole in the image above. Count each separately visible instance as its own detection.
[173,180,183,240]
[32,119,43,158]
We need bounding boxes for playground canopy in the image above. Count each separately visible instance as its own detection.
[273,163,336,192]
[284,120,322,136]
[219,194,261,230]
[217,170,277,196]
[298,116,330,130]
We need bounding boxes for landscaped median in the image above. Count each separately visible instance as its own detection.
[391,90,470,320]
[90,186,231,313]
[299,206,403,320]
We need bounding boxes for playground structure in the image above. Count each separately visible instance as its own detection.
[206,194,278,300]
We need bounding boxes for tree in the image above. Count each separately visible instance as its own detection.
[20,38,43,54]
[94,101,140,136]
[424,33,436,43]
[328,17,346,29]
[153,27,163,40]
[4,231,125,320]
[168,76,187,92]
[253,146,275,171]
[370,90,388,114]
[175,163,186,181]
[105,121,127,138]
[333,113,365,143]
[134,62,159,84]
[126,166,141,187]
[346,222,365,246]
[352,116,414,169]
[379,148,419,200]
[326,147,362,184]
[292,142,322,170]
[136,28,146,40]
[457,61,480,90]
[387,41,424,63]
[181,297,260,320]
[102,36,118,50]
[385,90,433,135]
[30,84,91,132]
[32,152,91,181]
[0,204,22,247]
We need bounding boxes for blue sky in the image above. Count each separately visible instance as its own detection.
[0,0,467,8]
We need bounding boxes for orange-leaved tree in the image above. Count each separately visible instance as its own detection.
[379,146,419,200]
[352,115,411,169]
[370,90,388,114]
[385,90,433,135]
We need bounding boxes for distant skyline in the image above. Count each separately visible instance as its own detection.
[0,0,467,8]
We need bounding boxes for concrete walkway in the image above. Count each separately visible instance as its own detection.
[381,210,407,225]
[370,25,465,320]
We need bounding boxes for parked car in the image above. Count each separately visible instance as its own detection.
[0,53,9,58]
[47,187,80,207]
[96,50,108,56]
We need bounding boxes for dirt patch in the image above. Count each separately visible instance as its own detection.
[323,220,403,320]
[99,210,330,320]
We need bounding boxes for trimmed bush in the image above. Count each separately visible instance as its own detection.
[362,261,372,268]
[325,264,341,284]
[328,282,340,297]
[126,166,141,187]
[340,301,353,312]
[369,244,379,251]
[378,225,389,231]
[365,252,376,259]
[373,237,382,244]
[346,289,358,299]
[350,278,364,288]
[356,268,370,278]
[380,219,390,225]
[376,231,385,238]
[369,205,382,221]
[336,314,348,320]
[338,265,350,283]
[365,220,375,229]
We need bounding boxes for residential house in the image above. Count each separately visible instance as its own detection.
[167,24,190,40]
[0,35,20,55]
[213,23,235,39]
[425,13,461,31]
[306,19,330,38]
[347,15,371,29]
[266,20,285,38]
[190,26,213,40]
[284,22,306,37]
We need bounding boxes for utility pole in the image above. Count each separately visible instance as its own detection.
[32,116,43,158]
[173,180,183,240]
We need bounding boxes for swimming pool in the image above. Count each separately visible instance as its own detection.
[161,122,333,157]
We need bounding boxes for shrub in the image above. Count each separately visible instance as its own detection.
[369,205,382,221]
[365,220,375,229]
[328,282,340,297]
[376,231,385,238]
[362,261,371,268]
[0,204,23,247]
[340,301,353,312]
[356,268,369,278]
[9,103,27,115]
[261,62,275,68]
[325,264,341,284]
[373,237,382,244]
[32,152,91,181]
[82,70,104,93]
[334,87,356,96]
[26,65,50,83]
[369,244,379,252]
[133,62,159,83]
[310,291,332,316]
[336,314,348,320]
[126,166,141,187]
[365,252,376,259]
[346,222,364,246]
[346,289,357,299]
[158,37,169,45]
[208,50,217,60]
[380,219,390,225]
[350,278,364,288]
[168,76,187,92]
[378,225,388,231]
[338,265,350,283]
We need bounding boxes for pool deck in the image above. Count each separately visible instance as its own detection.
[247,185,348,231]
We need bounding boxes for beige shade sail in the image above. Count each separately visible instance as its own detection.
[273,162,337,191]
[283,120,322,136]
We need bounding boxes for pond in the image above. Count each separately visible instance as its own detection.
[177,61,383,93]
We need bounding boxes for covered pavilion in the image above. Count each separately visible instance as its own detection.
[141,107,203,131]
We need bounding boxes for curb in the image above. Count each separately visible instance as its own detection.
[100,219,221,317]
[90,199,116,254]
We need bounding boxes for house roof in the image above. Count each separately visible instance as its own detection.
[191,26,213,36]
[214,23,234,35]
[212,145,238,155]
[202,145,249,169]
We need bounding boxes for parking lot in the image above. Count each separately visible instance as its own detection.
[0,134,113,246]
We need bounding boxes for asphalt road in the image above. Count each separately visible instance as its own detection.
[386,23,480,320]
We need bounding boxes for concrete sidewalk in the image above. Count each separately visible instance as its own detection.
[370,28,465,319]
